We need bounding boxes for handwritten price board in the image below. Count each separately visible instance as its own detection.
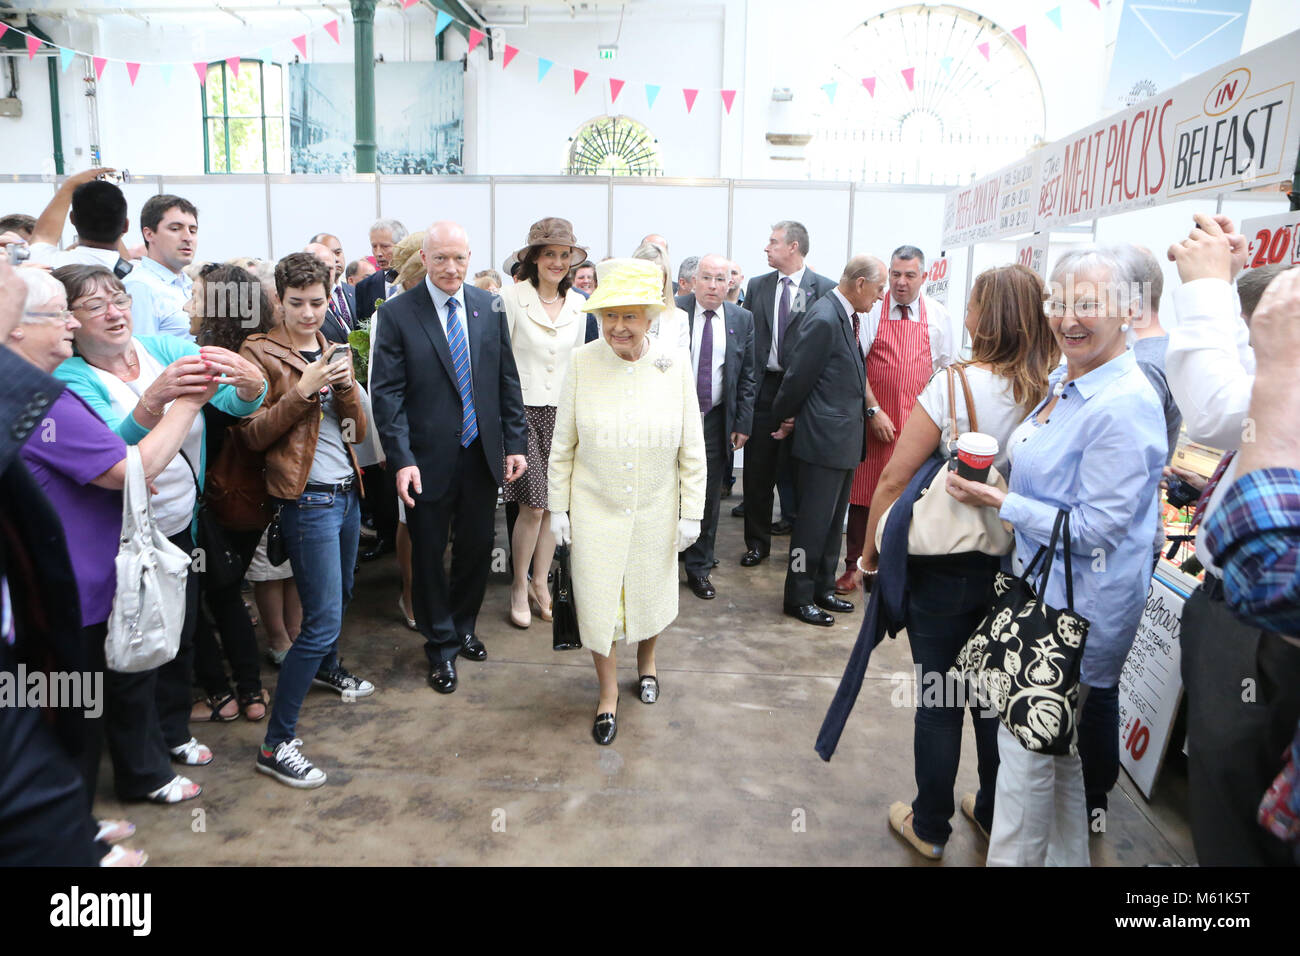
[1118,570,1187,799]
[924,256,949,305]
[1014,233,1050,279]
[1239,211,1300,271]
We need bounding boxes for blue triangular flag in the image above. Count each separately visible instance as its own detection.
[645,83,660,108]
[159,63,174,85]
[821,81,837,103]
[1046,6,1063,30]
[59,47,76,72]
[537,58,553,82]
[939,56,953,74]
[258,46,273,64]
[434,10,453,36]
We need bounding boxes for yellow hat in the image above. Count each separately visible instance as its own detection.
[582,258,666,313]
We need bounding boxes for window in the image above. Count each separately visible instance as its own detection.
[203,59,286,174]
[566,115,663,176]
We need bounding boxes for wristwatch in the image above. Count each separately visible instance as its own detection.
[866,406,881,419]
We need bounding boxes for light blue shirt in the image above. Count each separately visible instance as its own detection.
[425,276,470,382]
[122,256,194,339]
[998,350,1166,687]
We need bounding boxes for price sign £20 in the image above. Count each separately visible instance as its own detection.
[1241,214,1300,271]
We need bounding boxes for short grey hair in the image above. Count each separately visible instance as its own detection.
[1049,245,1141,312]
[841,255,884,284]
[1109,243,1163,314]
[19,268,65,314]
[678,256,700,282]
[370,218,408,242]
[891,245,926,268]
[772,220,810,256]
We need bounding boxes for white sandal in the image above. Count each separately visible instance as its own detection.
[95,819,135,844]
[100,845,148,867]
[144,774,201,804]
[169,736,213,766]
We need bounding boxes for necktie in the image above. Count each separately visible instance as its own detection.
[851,311,862,357]
[697,310,715,415]
[445,296,479,448]
[1189,450,1237,530]
[777,277,793,353]
[899,303,911,321]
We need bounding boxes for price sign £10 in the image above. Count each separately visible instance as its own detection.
[1122,714,1151,762]
[1240,212,1300,271]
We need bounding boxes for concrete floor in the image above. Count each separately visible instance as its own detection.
[95,489,1197,866]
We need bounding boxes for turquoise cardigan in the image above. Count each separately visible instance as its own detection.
[54,335,266,497]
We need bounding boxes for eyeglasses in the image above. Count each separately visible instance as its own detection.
[22,309,76,325]
[71,293,132,318]
[1044,299,1103,318]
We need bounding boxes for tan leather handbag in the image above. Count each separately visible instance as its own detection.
[873,364,1014,557]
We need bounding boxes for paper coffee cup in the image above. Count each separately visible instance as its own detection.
[956,432,998,482]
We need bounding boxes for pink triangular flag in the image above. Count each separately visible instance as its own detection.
[324,19,340,44]
[978,41,990,60]
[573,69,588,94]
[126,62,141,85]
[26,35,41,59]
[292,35,308,58]
[93,57,108,81]
[402,0,420,7]
[1012,25,1027,48]
[0,24,8,41]
[683,88,698,112]
[226,56,241,79]
[862,77,876,97]
[609,77,625,102]
[901,67,915,91]
[1089,0,1099,7]
[468,28,485,52]
[503,45,519,68]
[721,89,736,114]
[193,62,207,84]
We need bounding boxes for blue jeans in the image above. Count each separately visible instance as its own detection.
[264,486,360,749]
[905,555,1001,844]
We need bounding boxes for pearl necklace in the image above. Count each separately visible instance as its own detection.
[539,291,561,305]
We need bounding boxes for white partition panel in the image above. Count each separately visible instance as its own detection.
[269,179,378,264]
[610,181,730,266]
[0,181,56,224]
[731,183,851,287]
[158,179,271,263]
[852,188,947,264]
[378,179,493,269]
[493,181,609,275]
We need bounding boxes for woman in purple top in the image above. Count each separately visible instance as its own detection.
[9,269,213,820]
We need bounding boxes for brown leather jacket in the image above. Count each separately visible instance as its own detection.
[236,327,367,500]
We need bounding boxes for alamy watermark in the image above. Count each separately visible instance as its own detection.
[0,664,102,718]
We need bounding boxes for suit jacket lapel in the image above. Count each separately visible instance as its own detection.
[412,282,456,384]
[828,295,865,387]
[797,272,821,317]
[756,273,777,339]
[464,285,485,397]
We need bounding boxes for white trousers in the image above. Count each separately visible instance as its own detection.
[986,722,1090,866]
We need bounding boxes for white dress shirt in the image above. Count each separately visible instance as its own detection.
[690,302,726,411]
[28,243,120,270]
[858,293,954,371]
[122,256,194,339]
[767,266,806,371]
[426,276,471,382]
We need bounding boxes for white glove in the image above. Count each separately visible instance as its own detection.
[550,511,571,547]
[676,518,701,552]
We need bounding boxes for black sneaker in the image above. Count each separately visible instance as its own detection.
[312,666,375,699]
[256,738,326,788]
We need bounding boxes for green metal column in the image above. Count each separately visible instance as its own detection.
[352,0,378,174]
[46,56,65,175]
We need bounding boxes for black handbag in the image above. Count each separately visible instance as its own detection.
[179,450,244,590]
[265,506,289,567]
[551,544,582,651]
[950,510,1090,756]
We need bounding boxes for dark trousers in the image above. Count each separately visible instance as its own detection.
[906,555,1001,844]
[104,527,199,799]
[364,462,399,544]
[192,526,263,699]
[685,406,728,578]
[1077,682,1120,816]
[743,371,790,555]
[784,459,853,606]
[1181,582,1300,865]
[844,503,869,571]
[723,447,736,490]
[76,622,109,811]
[407,440,497,666]
[777,456,798,522]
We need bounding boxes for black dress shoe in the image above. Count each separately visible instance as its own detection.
[711,558,719,568]
[360,538,394,562]
[771,518,794,535]
[459,634,487,661]
[816,592,854,613]
[428,660,458,694]
[721,486,733,499]
[784,603,834,627]
[731,502,745,517]
[687,574,716,599]
[740,549,767,567]
[592,710,617,745]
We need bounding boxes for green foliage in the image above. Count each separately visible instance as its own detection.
[347,323,371,384]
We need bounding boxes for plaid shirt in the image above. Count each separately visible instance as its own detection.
[1203,467,1300,636]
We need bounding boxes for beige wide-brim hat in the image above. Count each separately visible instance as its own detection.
[514,216,588,265]
[582,258,666,313]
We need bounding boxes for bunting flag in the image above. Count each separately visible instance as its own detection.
[537,58,552,81]
[159,63,173,85]
[939,55,953,74]
[821,81,837,103]
[901,67,915,91]
[292,35,308,58]
[93,57,108,81]
[503,45,518,68]
[1089,0,1100,7]
[609,77,625,102]
[468,28,485,52]
[126,62,141,85]
[977,41,990,60]
[1012,25,1027,48]
[573,68,588,93]
[645,83,660,108]
[402,0,420,7]
[862,76,876,97]
[721,89,736,114]
[324,19,340,44]
[226,56,241,79]
[194,62,209,84]
[434,10,454,35]
[0,24,8,42]
[683,88,698,112]
[26,35,41,59]
[1046,6,1063,29]
[59,47,76,72]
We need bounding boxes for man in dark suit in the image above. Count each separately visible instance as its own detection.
[740,221,836,567]
[356,218,407,321]
[369,221,528,694]
[675,254,757,599]
[772,255,885,626]
[305,241,357,345]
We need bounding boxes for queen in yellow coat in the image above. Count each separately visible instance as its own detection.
[548,258,707,746]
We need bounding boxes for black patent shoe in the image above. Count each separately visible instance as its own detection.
[815,592,854,613]
[428,659,458,694]
[592,708,618,745]
[687,574,716,599]
[459,634,487,661]
[784,603,834,627]
[740,549,767,567]
[638,675,659,704]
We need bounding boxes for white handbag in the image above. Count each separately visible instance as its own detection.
[105,445,190,673]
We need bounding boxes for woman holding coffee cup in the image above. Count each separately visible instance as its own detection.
[861,264,1057,860]
[945,247,1166,866]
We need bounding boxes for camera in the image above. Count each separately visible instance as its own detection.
[1166,477,1200,509]
[4,241,30,264]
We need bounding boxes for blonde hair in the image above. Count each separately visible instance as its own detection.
[392,230,428,291]
[632,240,675,310]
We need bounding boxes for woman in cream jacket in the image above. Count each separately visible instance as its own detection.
[549,258,706,746]
[500,217,591,629]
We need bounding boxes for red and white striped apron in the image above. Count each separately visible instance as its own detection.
[849,293,932,507]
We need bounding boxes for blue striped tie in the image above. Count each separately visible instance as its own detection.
[445,296,478,448]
